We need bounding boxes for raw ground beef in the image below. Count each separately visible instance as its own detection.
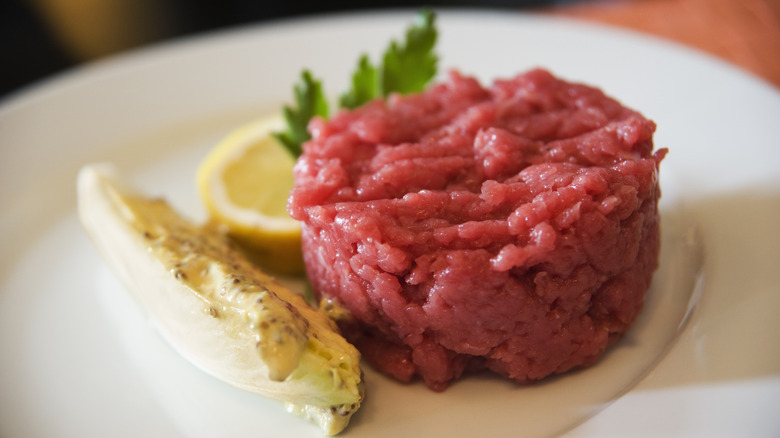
[288,68,667,391]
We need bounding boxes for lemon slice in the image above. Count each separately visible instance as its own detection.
[197,115,303,275]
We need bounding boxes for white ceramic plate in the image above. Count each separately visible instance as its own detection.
[1,9,779,438]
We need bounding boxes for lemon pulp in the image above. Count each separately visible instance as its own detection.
[197,115,304,275]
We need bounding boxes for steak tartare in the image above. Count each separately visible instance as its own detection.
[288,68,667,391]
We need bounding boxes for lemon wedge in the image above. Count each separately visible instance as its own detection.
[197,115,303,275]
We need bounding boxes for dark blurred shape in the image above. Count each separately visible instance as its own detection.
[0,0,589,100]
[1,1,75,99]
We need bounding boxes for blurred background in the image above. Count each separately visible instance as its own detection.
[1,0,778,100]
[0,0,592,99]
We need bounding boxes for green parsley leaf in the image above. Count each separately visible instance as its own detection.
[381,9,438,96]
[276,10,438,158]
[339,54,379,110]
[339,9,438,109]
[273,70,329,158]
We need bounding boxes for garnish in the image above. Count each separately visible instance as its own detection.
[339,54,379,110]
[379,9,438,97]
[273,70,329,158]
[276,9,438,157]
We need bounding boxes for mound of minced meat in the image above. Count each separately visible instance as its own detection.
[288,68,667,391]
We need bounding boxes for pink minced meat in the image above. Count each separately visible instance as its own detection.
[288,68,667,391]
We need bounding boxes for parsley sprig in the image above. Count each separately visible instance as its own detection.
[273,70,329,158]
[274,9,438,158]
[339,54,379,110]
[379,9,438,98]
